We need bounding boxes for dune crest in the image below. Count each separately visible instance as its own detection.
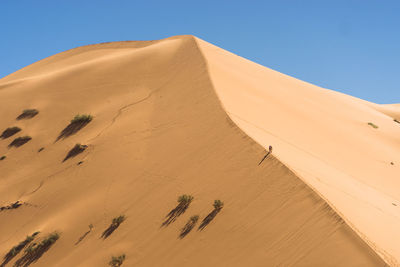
[0,35,391,266]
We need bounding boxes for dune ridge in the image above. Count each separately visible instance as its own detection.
[0,35,389,266]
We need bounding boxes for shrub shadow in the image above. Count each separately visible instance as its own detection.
[101,216,125,239]
[1,232,39,267]
[56,121,90,141]
[14,232,59,267]
[1,127,21,139]
[198,209,221,231]
[63,144,87,162]
[8,136,31,148]
[179,216,199,239]
[17,109,38,120]
[162,202,191,227]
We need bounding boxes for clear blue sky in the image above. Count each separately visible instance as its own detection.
[1,1,399,103]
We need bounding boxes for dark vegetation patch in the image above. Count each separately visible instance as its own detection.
[17,109,39,120]
[162,195,193,227]
[1,127,21,139]
[8,136,32,148]
[63,144,87,162]
[0,201,24,211]
[198,200,224,231]
[109,254,126,267]
[1,232,39,267]
[14,232,59,267]
[0,156,6,161]
[101,215,125,239]
[367,122,378,129]
[394,119,400,124]
[56,114,93,141]
[179,215,199,238]
[38,147,44,153]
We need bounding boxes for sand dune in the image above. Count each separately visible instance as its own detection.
[0,35,391,266]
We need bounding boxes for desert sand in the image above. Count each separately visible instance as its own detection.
[0,35,395,266]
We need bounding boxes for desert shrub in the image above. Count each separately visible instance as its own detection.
[112,215,126,226]
[25,232,59,253]
[17,109,39,120]
[213,200,224,210]
[394,119,400,124]
[42,232,59,245]
[179,215,199,238]
[1,232,39,266]
[198,201,224,231]
[368,122,378,129]
[56,114,93,141]
[109,254,126,267]
[8,136,32,147]
[0,155,5,160]
[1,126,21,138]
[162,195,194,227]
[63,143,88,162]
[15,232,59,266]
[101,215,126,239]
[71,114,93,124]
[190,215,199,222]
[178,194,194,205]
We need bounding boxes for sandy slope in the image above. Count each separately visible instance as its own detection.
[197,37,400,265]
[0,36,387,266]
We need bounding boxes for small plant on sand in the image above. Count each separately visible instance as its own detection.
[1,126,21,138]
[213,200,224,210]
[198,200,224,231]
[180,215,199,238]
[394,119,400,124]
[25,232,59,253]
[368,122,379,129]
[8,136,32,147]
[109,254,126,267]
[17,109,39,120]
[57,114,93,140]
[0,155,5,160]
[1,232,39,265]
[71,114,93,124]
[178,194,194,205]
[101,215,126,239]
[162,194,194,226]
[63,143,88,162]
[15,232,59,266]
[191,215,199,222]
[112,215,126,226]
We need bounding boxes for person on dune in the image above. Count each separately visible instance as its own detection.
[258,145,272,165]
